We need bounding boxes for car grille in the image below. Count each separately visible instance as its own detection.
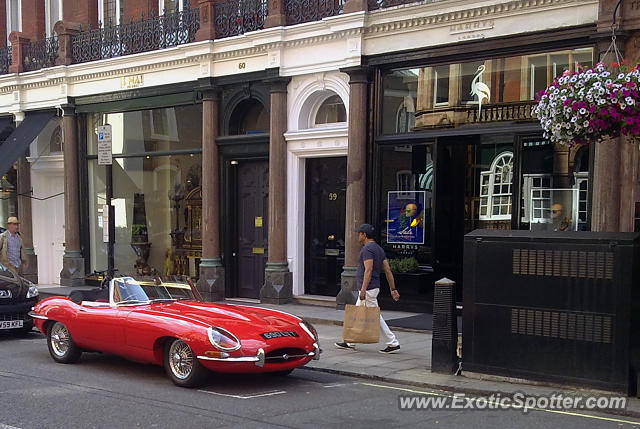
[1,313,27,322]
[265,348,309,363]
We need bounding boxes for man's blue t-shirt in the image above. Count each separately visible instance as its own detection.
[356,241,387,290]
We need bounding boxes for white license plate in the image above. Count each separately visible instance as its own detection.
[0,320,23,329]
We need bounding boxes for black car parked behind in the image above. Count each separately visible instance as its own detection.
[0,261,39,333]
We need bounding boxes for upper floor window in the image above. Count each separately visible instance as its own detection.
[99,0,124,26]
[159,0,184,13]
[6,0,21,42]
[45,0,63,36]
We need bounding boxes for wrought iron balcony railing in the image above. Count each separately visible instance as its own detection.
[214,0,268,39]
[71,3,200,64]
[285,0,343,26]
[0,45,11,75]
[24,35,59,72]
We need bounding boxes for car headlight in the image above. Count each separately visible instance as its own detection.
[207,327,241,351]
[26,283,39,299]
[299,319,318,341]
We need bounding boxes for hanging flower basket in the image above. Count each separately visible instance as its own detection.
[534,61,640,146]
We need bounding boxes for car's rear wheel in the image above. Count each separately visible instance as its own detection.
[47,322,82,363]
[164,339,207,387]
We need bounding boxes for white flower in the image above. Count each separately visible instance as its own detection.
[618,73,626,79]
[583,121,589,128]
[579,108,587,115]
[602,71,610,77]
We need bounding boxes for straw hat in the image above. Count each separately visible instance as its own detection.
[7,217,20,224]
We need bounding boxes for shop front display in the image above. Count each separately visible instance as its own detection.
[86,104,203,278]
[373,44,596,310]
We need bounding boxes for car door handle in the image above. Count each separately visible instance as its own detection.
[78,307,87,312]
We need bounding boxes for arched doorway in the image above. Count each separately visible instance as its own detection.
[222,96,270,299]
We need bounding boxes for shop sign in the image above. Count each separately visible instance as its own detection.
[97,124,112,165]
[387,191,426,245]
[120,74,144,89]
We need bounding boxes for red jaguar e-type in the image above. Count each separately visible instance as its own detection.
[29,277,319,387]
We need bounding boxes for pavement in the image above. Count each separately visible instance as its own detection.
[36,284,640,419]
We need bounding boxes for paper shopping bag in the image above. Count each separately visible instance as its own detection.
[342,303,380,344]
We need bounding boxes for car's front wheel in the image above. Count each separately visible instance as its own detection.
[164,339,207,387]
[47,322,82,363]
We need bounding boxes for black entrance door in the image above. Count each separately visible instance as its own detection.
[235,159,269,299]
[304,157,347,296]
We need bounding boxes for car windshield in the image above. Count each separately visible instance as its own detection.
[113,277,198,305]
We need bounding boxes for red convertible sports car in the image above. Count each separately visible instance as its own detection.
[29,277,319,387]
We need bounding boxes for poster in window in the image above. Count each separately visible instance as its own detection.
[387,191,426,244]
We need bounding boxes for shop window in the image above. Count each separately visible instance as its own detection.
[314,94,346,126]
[461,61,485,104]
[228,99,269,135]
[521,175,553,223]
[49,125,62,153]
[382,69,418,134]
[433,65,449,106]
[573,145,590,231]
[150,108,178,141]
[479,151,513,220]
[378,144,433,264]
[382,48,594,134]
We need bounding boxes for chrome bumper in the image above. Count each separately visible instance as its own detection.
[27,310,48,320]
[197,343,320,367]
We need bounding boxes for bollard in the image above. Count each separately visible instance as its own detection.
[431,277,458,373]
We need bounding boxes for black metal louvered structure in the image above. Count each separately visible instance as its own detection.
[462,229,640,394]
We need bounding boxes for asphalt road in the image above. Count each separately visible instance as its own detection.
[1,330,639,429]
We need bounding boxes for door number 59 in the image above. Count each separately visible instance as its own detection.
[328,193,338,201]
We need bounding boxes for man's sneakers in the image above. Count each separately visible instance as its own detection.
[334,342,355,350]
[379,345,400,354]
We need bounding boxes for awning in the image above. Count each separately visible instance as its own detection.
[0,111,55,176]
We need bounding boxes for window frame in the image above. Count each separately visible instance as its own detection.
[98,0,123,26]
[6,0,21,42]
[159,0,184,13]
[479,151,513,221]
[45,0,63,36]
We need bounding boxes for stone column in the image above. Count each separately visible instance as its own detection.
[261,76,292,304]
[195,0,216,41]
[337,67,369,309]
[197,85,225,301]
[592,140,621,232]
[264,0,286,28]
[59,104,85,285]
[16,125,38,283]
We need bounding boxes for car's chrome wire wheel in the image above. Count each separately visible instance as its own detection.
[50,323,71,357]
[168,340,194,380]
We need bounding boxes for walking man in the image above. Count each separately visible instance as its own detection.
[0,217,27,274]
[335,223,401,353]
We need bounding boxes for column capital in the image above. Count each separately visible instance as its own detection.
[54,21,83,66]
[264,0,287,28]
[197,77,220,101]
[340,66,371,85]
[60,103,76,117]
[266,76,291,93]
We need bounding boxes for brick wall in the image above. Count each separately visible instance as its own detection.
[124,0,157,21]
[62,0,98,28]
[21,0,45,40]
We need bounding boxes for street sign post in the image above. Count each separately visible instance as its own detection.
[97,124,114,277]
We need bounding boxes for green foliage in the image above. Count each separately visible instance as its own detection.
[131,223,148,238]
[388,257,419,274]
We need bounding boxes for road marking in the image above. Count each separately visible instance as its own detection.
[359,382,640,426]
[198,389,286,399]
[322,383,349,388]
[0,423,21,429]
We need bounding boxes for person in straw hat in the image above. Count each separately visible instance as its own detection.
[0,217,27,274]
